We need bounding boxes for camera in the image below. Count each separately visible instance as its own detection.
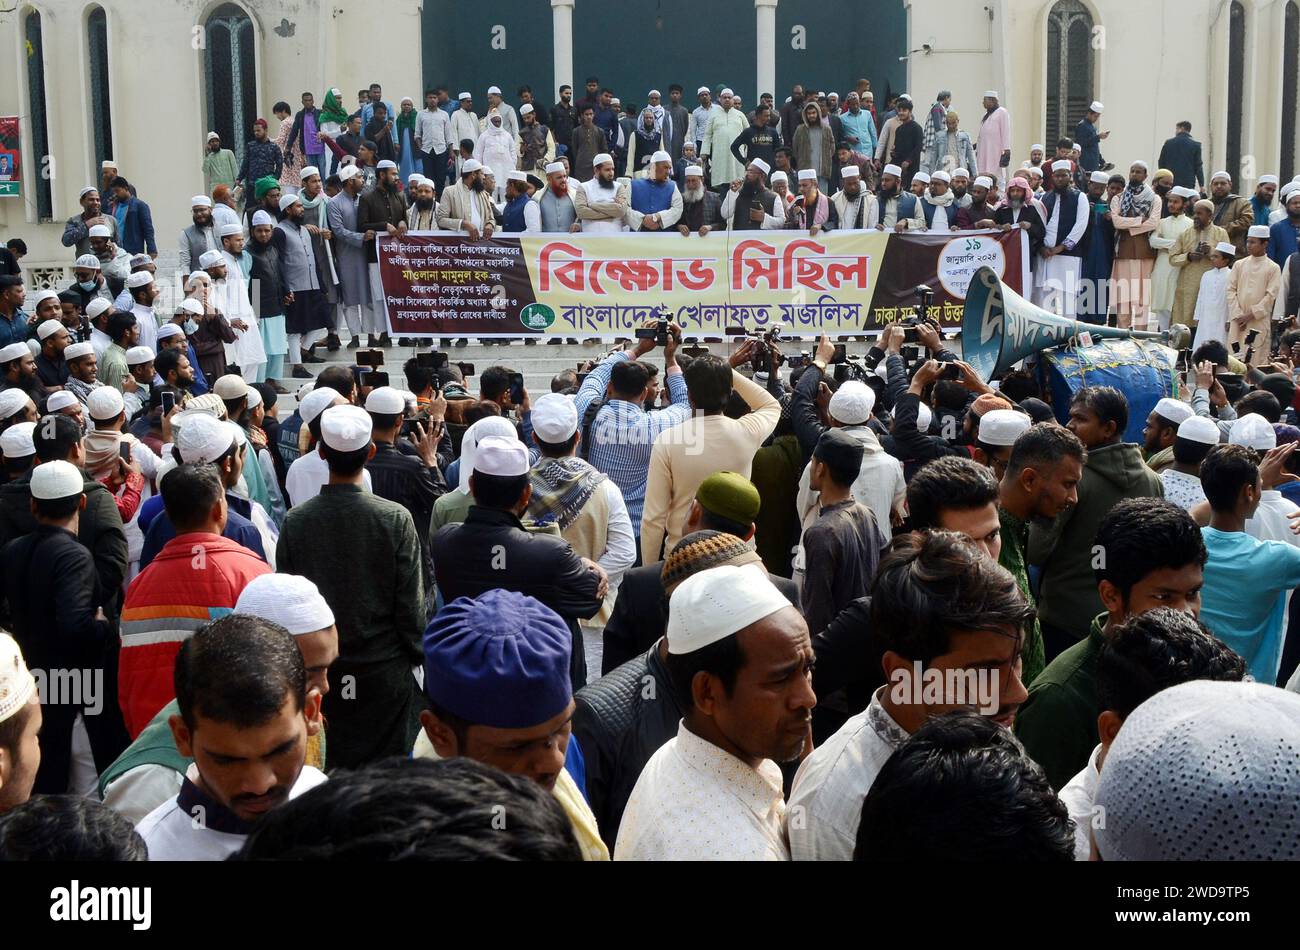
[357,349,386,368]
[634,318,671,346]
[726,326,784,374]
[416,351,449,370]
[786,352,811,369]
[833,355,872,383]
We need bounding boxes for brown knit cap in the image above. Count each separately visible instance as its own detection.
[662,530,763,596]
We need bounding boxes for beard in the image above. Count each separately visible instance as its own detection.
[683,184,705,203]
[1055,181,1072,193]
[597,175,615,191]
[879,184,898,199]
[471,177,485,192]
[740,179,759,199]
[1009,197,1024,210]
[416,197,435,211]
[952,187,967,199]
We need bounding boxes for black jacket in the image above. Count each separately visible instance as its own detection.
[432,506,602,690]
[367,440,448,622]
[549,101,578,148]
[810,596,883,739]
[1157,132,1205,191]
[993,203,1046,264]
[573,642,681,852]
[601,560,800,675]
[2,524,111,673]
[0,471,127,624]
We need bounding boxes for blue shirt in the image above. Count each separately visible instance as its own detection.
[1199,526,1300,682]
[1268,218,1300,268]
[573,352,691,534]
[360,100,396,134]
[839,109,877,156]
[138,491,267,571]
[0,309,27,349]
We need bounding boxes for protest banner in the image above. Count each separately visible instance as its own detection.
[375,227,1028,338]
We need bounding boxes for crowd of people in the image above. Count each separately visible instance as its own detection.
[0,75,1298,863]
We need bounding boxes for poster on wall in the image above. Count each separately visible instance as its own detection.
[374,228,1028,339]
[0,117,21,198]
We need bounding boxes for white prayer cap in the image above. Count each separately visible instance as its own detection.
[337,165,360,184]
[544,161,566,175]
[931,170,951,184]
[1230,413,1276,450]
[0,342,29,364]
[128,254,152,268]
[519,103,534,115]
[839,165,860,179]
[35,319,64,341]
[457,416,519,494]
[88,224,112,238]
[102,160,117,169]
[320,404,372,452]
[236,573,336,636]
[198,249,225,269]
[175,411,235,463]
[87,386,124,421]
[1177,415,1221,446]
[652,150,673,165]
[978,409,1032,447]
[0,633,36,726]
[125,345,154,366]
[487,85,502,95]
[912,172,931,185]
[828,381,876,424]
[125,271,154,289]
[952,168,971,179]
[191,195,214,208]
[0,422,35,459]
[1213,241,1238,257]
[1093,680,1300,861]
[531,393,578,443]
[1089,101,1104,113]
[278,193,302,212]
[973,175,994,189]
[251,209,276,227]
[31,289,59,308]
[461,158,483,174]
[592,153,613,168]
[667,564,793,655]
[1284,182,1300,201]
[1031,144,1044,152]
[30,459,83,499]
[744,157,769,176]
[155,323,184,343]
[0,390,29,423]
[207,132,221,142]
[46,391,78,413]
[1248,224,1271,240]
[473,434,530,477]
[697,86,709,95]
[506,170,527,183]
[769,171,787,185]
[62,342,94,362]
[218,223,244,238]
[1131,159,1149,171]
[1153,397,1194,426]
[296,381,316,401]
[1211,170,1232,183]
[882,163,903,178]
[1170,185,1197,199]
[797,168,817,182]
[300,166,321,181]
[85,298,112,320]
[79,187,97,199]
[458,92,472,100]
[648,89,661,98]
[1051,159,1073,173]
[376,159,398,171]
[1259,174,1279,186]
[364,386,407,415]
[213,374,249,400]
[720,88,734,97]
[916,402,933,433]
[179,298,205,315]
[299,387,343,426]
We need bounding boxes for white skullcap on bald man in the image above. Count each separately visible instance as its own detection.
[320,404,373,452]
[236,573,335,636]
[667,564,794,654]
[174,411,236,464]
[828,381,876,424]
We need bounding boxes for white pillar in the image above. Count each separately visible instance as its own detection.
[552,0,575,100]
[756,0,777,101]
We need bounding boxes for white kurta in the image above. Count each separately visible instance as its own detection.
[473,127,518,201]
[1036,191,1090,317]
[1149,212,1194,314]
[1191,265,1230,350]
[219,252,266,379]
[130,302,159,354]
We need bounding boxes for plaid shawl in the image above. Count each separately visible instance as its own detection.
[526,456,607,531]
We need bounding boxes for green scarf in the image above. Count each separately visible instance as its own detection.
[526,457,607,531]
[320,87,350,125]
[396,102,418,136]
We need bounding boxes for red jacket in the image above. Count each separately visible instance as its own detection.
[118,532,271,737]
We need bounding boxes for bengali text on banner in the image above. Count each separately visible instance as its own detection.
[375,228,1028,338]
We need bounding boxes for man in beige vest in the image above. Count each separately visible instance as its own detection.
[526,393,636,627]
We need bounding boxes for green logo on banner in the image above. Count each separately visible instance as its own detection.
[520,303,556,331]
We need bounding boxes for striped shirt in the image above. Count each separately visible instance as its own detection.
[574,352,690,535]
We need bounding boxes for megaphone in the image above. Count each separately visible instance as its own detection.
[962,267,1190,381]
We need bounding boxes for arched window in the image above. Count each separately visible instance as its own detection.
[25,10,53,221]
[203,3,257,167]
[87,6,113,172]
[1227,1,1246,183]
[1045,1,1095,147]
[1283,1,1299,182]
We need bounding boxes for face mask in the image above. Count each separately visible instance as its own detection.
[184,319,199,335]
[79,280,98,292]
